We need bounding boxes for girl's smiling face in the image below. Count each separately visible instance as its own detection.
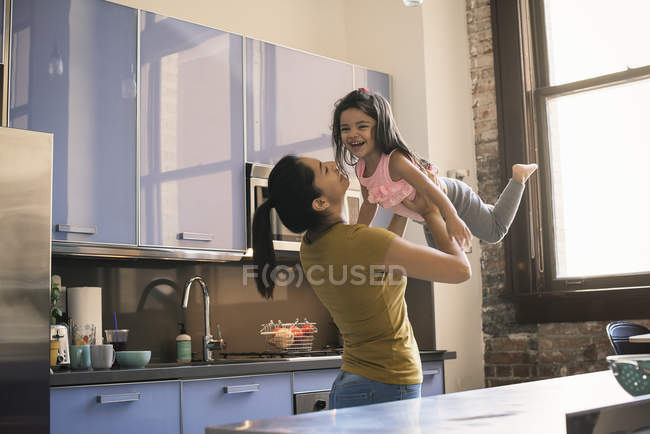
[340,108,378,159]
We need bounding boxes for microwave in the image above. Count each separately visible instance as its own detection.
[246,162,362,251]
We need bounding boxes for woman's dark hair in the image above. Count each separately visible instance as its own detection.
[332,88,429,175]
[252,155,328,298]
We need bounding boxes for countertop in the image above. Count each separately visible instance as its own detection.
[50,350,455,387]
[206,370,649,434]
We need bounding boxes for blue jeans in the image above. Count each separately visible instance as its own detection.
[329,370,421,409]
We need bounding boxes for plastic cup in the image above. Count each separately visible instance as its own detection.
[104,329,129,352]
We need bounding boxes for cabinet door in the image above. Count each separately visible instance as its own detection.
[354,66,391,101]
[421,361,444,397]
[182,373,292,434]
[246,38,353,165]
[0,0,4,63]
[10,0,137,244]
[50,381,181,434]
[293,369,339,393]
[139,12,245,250]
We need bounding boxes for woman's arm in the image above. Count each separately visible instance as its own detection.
[356,185,378,226]
[389,151,472,248]
[383,190,471,284]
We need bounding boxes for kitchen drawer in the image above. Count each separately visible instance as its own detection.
[421,361,444,397]
[292,369,339,393]
[50,381,181,434]
[182,373,292,434]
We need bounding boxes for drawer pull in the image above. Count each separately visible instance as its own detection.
[178,232,214,241]
[56,224,97,235]
[223,384,260,394]
[97,392,142,404]
[422,369,440,376]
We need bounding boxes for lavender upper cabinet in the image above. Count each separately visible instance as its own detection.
[354,66,391,101]
[139,12,246,251]
[0,0,5,63]
[246,38,353,165]
[10,0,137,244]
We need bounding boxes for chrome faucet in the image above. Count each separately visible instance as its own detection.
[181,276,225,362]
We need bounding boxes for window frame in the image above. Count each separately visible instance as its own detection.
[490,0,650,322]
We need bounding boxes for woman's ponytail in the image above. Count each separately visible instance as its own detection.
[252,200,277,298]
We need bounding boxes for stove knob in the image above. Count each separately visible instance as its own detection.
[314,399,327,411]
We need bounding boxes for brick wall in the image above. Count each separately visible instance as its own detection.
[465,0,650,387]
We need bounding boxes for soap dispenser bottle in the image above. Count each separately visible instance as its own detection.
[176,322,192,362]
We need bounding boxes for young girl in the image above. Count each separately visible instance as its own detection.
[332,88,537,248]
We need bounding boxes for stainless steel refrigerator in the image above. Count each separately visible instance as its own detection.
[0,127,53,433]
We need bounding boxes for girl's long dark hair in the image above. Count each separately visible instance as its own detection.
[332,88,430,175]
[252,155,327,298]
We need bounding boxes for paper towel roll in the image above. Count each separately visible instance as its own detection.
[67,287,102,344]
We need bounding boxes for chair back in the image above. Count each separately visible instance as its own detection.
[606,321,650,355]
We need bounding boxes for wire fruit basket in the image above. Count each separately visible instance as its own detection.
[260,318,318,352]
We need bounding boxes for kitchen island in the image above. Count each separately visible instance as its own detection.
[206,370,650,433]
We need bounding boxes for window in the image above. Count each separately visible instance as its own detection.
[491,0,650,321]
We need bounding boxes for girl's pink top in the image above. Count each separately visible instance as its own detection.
[356,150,424,222]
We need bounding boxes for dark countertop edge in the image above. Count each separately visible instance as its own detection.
[50,351,456,387]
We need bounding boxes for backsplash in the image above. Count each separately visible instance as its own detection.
[53,256,436,363]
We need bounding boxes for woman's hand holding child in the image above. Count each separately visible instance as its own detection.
[401,190,440,220]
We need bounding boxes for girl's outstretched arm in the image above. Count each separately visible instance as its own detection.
[389,151,472,248]
[356,184,378,226]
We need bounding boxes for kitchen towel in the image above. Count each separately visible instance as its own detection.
[67,287,102,344]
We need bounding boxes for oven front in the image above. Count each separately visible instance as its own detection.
[294,390,331,414]
[247,170,303,251]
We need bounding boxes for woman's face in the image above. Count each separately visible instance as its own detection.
[299,158,349,206]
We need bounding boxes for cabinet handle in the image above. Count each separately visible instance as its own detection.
[422,369,440,376]
[223,384,260,394]
[178,232,214,241]
[56,224,97,235]
[96,392,142,404]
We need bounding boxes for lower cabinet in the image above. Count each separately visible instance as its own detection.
[50,363,444,433]
[293,369,340,393]
[50,381,181,434]
[421,361,445,397]
[181,373,292,434]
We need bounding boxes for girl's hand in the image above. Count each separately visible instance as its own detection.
[447,215,472,248]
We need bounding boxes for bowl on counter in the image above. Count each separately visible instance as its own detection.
[116,350,151,369]
[606,354,650,396]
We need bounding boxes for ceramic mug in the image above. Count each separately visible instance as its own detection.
[71,321,97,346]
[91,344,116,370]
[70,345,91,370]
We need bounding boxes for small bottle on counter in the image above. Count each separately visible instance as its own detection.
[176,322,191,363]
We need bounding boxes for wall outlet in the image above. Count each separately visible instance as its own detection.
[446,169,470,181]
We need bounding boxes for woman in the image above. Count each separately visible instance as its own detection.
[253,155,470,409]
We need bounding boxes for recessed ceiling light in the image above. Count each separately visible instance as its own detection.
[403,0,423,6]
